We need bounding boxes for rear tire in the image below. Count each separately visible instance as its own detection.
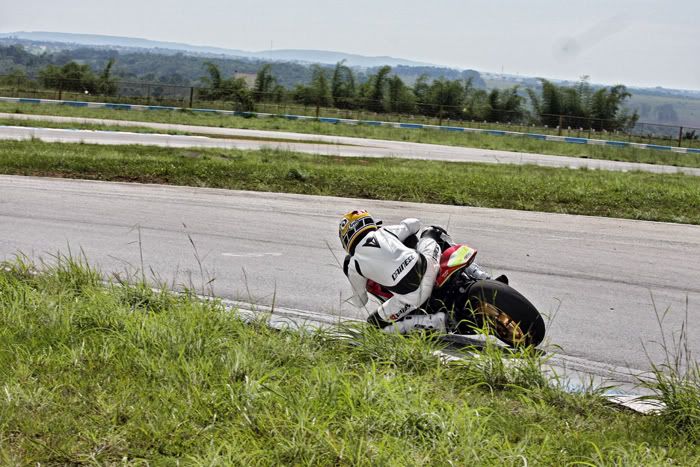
[459,280,545,348]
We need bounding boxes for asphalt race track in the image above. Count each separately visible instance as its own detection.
[1,115,699,176]
[1,175,698,373]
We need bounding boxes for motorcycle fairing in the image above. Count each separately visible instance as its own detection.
[436,244,477,288]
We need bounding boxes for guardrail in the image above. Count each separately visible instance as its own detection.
[2,96,698,155]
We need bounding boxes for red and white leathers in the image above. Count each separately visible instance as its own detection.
[343,218,446,333]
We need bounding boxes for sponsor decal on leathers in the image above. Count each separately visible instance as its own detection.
[389,302,412,321]
[391,254,416,281]
[363,236,380,248]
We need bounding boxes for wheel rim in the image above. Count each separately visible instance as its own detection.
[476,301,527,345]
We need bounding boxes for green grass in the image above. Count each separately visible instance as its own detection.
[1,255,699,464]
[2,140,699,224]
[639,305,700,442]
[0,116,182,134]
[3,101,700,168]
[0,117,337,145]
[5,86,699,148]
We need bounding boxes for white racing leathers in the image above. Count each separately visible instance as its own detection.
[343,218,446,334]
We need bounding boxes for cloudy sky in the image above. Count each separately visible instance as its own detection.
[2,0,698,89]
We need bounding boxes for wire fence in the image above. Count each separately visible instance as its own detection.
[1,74,698,149]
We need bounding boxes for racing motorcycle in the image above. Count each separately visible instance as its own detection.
[366,227,546,348]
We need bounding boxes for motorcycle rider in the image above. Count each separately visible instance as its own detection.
[339,210,453,334]
[339,210,500,334]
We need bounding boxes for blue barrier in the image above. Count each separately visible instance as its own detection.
[400,123,423,129]
[62,101,89,107]
[0,95,694,155]
[606,141,629,148]
[647,144,672,151]
[564,137,588,144]
[526,133,546,140]
[104,103,132,110]
[319,117,340,124]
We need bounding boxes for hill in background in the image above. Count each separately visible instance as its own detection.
[0,36,486,89]
[0,31,433,68]
[1,31,698,128]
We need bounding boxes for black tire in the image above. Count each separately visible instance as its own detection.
[460,280,545,348]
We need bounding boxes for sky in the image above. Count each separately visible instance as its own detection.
[1,0,698,90]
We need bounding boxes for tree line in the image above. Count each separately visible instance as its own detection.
[0,43,637,131]
[215,61,525,123]
[202,62,637,130]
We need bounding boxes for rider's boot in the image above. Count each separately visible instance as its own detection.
[384,312,447,334]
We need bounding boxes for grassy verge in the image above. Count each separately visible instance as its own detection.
[4,89,698,150]
[1,256,698,464]
[2,140,699,224]
[3,102,700,168]
[0,117,335,145]
[0,117,181,135]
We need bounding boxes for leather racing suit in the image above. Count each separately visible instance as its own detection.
[343,218,447,333]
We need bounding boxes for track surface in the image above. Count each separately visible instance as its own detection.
[1,175,698,371]
[1,114,699,176]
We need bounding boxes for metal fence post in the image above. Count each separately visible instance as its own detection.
[189,87,194,108]
[678,126,684,147]
[558,115,563,136]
